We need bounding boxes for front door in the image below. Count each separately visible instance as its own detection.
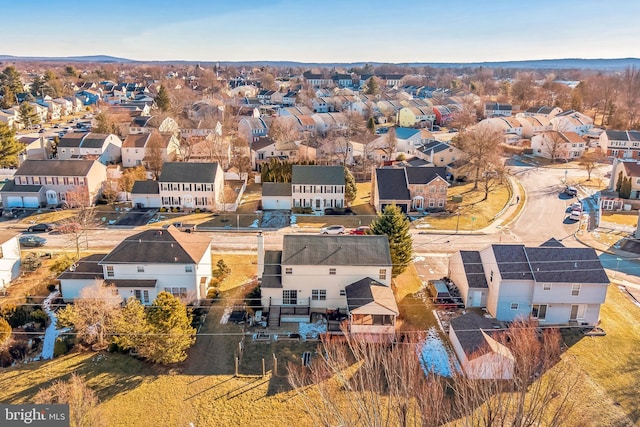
[471,291,482,307]
[283,289,297,305]
[46,190,58,205]
[570,304,585,321]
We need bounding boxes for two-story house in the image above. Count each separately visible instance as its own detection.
[484,102,513,118]
[58,226,212,304]
[1,159,107,208]
[598,130,640,160]
[259,233,397,336]
[417,140,462,167]
[291,165,345,213]
[397,106,436,128]
[132,162,224,211]
[448,239,609,326]
[531,131,586,160]
[551,110,593,136]
[238,117,268,143]
[57,132,122,164]
[121,131,180,168]
[523,105,562,118]
[371,166,448,213]
[0,231,21,290]
[607,158,640,201]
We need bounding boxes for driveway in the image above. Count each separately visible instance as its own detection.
[114,208,158,226]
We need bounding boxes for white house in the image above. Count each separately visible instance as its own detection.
[261,183,292,210]
[0,232,21,291]
[448,239,610,326]
[598,129,640,160]
[121,131,180,168]
[57,132,122,164]
[484,102,512,118]
[551,110,593,136]
[259,234,396,336]
[291,165,345,213]
[531,131,586,160]
[59,226,212,304]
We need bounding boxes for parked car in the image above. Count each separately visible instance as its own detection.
[569,210,582,221]
[320,225,345,235]
[570,201,582,212]
[564,186,578,196]
[27,223,55,232]
[349,226,370,235]
[19,235,47,247]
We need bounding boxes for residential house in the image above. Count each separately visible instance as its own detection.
[0,231,21,290]
[303,72,333,89]
[37,97,61,121]
[238,117,268,143]
[481,117,523,144]
[28,102,49,124]
[531,131,586,160]
[432,105,453,126]
[291,165,345,213]
[18,136,50,161]
[551,110,593,136]
[57,132,122,164]
[598,130,640,160]
[448,240,609,325]
[0,110,19,129]
[258,234,397,336]
[312,98,329,113]
[371,166,449,213]
[121,131,180,168]
[515,115,553,139]
[128,116,179,136]
[75,89,101,105]
[251,138,305,170]
[607,158,640,201]
[397,106,436,128]
[378,74,405,88]
[393,127,435,156]
[417,140,462,167]
[1,159,107,208]
[523,106,562,118]
[132,162,224,211]
[59,226,212,304]
[333,74,354,88]
[261,183,292,210]
[484,102,513,118]
[449,312,514,379]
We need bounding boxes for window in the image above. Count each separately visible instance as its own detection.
[285,267,292,275]
[185,265,193,273]
[510,303,519,310]
[106,265,114,277]
[283,289,297,305]
[137,266,145,273]
[164,287,188,298]
[311,289,327,301]
[379,269,387,280]
[531,304,548,320]
[329,268,336,275]
[339,290,346,296]
[490,270,494,282]
[543,283,552,291]
[571,284,581,296]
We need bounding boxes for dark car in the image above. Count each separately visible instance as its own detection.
[27,223,55,233]
[349,226,370,235]
[19,235,47,247]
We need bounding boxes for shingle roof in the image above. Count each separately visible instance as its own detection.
[81,133,110,149]
[450,312,502,358]
[622,161,640,177]
[291,165,344,185]
[261,250,282,288]
[159,162,219,183]
[460,251,488,288]
[262,182,292,197]
[375,168,410,201]
[57,253,106,280]
[0,180,42,193]
[131,180,159,194]
[100,226,210,264]
[105,279,157,288]
[0,231,19,245]
[15,160,98,177]
[58,133,85,148]
[524,247,609,283]
[123,133,152,148]
[492,244,534,280]
[345,278,399,314]
[405,166,447,185]
[281,235,391,267]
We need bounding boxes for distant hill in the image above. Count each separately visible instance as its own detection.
[1,55,639,70]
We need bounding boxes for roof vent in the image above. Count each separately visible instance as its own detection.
[574,262,578,268]
[138,239,142,243]
[174,257,178,262]
[69,264,76,272]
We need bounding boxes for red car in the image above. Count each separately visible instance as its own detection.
[349,226,370,235]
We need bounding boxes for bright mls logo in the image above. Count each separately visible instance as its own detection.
[0,404,69,426]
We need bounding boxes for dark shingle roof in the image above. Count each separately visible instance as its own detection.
[345,277,398,314]
[491,244,534,280]
[81,133,110,149]
[131,180,159,194]
[57,253,106,280]
[405,166,447,185]
[261,250,282,288]
[0,179,42,193]
[292,165,344,185]
[281,235,391,267]
[375,168,410,200]
[262,182,292,197]
[100,226,210,264]
[58,133,85,148]
[539,238,565,248]
[525,247,609,283]
[16,160,98,177]
[159,162,219,183]
[450,312,502,358]
[460,251,488,289]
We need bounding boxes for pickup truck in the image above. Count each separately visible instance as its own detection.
[171,222,197,233]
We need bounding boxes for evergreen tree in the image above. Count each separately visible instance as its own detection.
[0,66,23,96]
[94,112,119,135]
[0,123,21,167]
[621,176,632,199]
[616,171,623,193]
[155,85,171,112]
[367,116,376,135]
[365,76,380,95]
[369,204,413,277]
[0,317,11,347]
[18,101,40,129]
[344,167,357,206]
[144,292,195,364]
[0,85,15,109]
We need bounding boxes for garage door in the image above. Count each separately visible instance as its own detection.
[23,196,40,208]
[6,196,23,208]
[381,203,408,214]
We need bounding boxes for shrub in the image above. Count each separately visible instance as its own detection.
[30,309,48,326]
[47,283,57,292]
[206,287,220,299]
[49,254,76,275]
[245,285,262,310]
[160,207,167,212]
[53,337,69,357]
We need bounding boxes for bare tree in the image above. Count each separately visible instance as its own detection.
[144,131,167,179]
[539,131,567,161]
[269,116,299,144]
[619,66,640,129]
[579,151,604,181]
[381,127,397,162]
[454,126,503,190]
[34,373,105,427]
[58,187,99,258]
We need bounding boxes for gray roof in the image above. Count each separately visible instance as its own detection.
[261,250,282,288]
[100,226,210,264]
[292,165,344,185]
[15,160,98,177]
[485,102,512,111]
[605,130,640,142]
[58,133,85,148]
[81,133,110,149]
[57,253,106,280]
[345,277,396,312]
[375,168,410,200]
[405,166,447,185]
[492,244,534,280]
[131,180,159,194]
[0,179,42,193]
[281,235,391,267]
[460,251,488,289]
[450,312,502,358]
[159,162,219,183]
[524,247,609,284]
[262,182,292,197]
[539,238,565,248]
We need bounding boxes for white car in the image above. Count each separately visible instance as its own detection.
[320,225,345,235]
[569,210,582,221]
[570,201,582,212]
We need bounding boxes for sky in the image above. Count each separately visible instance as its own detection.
[3,0,640,64]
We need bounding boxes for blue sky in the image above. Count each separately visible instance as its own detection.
[4,0,640,63]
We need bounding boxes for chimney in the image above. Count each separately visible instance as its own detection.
[257,231,265,279]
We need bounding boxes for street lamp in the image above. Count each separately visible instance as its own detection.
[455,208,461,234]
[614,257,622,279]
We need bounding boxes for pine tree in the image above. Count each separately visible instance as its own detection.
[0,122,21,167]
[0,85,15,109]
[367,116,376,134]
[145,292,196,364]
[365,77,380,95]
[615,171,623,193]
[344,167,357,205]
[369,204,413,277]
[0,66,23,96]
[0,317,11,347]
[18,101,40,129]
[155,85,171,112]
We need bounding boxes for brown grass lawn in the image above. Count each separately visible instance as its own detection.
[393,263,438,331]
[413,182,511,231]
[601,212,639,227]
